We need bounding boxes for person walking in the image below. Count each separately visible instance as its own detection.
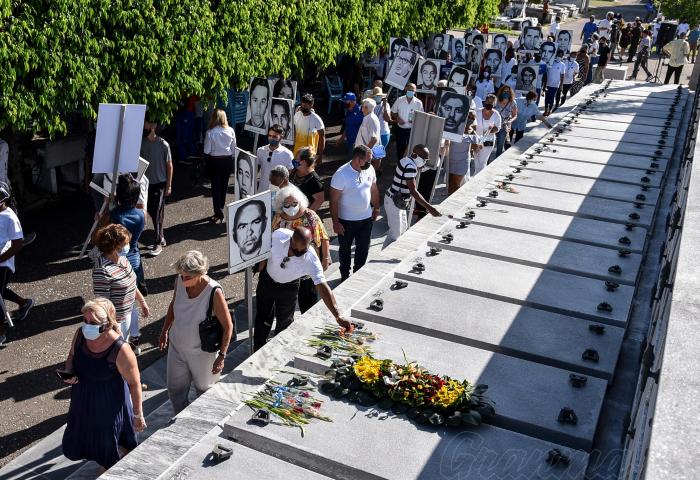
[290,147,324,211]
[61,298,145,472]
[355,98,381,150]
[330,145,379,281]
[619,23,632,61]
[254,227,353,350]
[91,224,150,338]
[447,113,481,193]
[271,185,331,313]
[629,30,653,81]
[372,87,392,173]
[391,84,423,159]
[140,119,173,257]
[663,33,690,84]
[544,50,566,115]
[627,20,643,63]
[688,25,700,63]
[570,46,590,97]
[494,85,518,157]
[593,37,611,83]
[557,53,580,107]
[203,109,236,224]
[513,91,552,144]
[159,251,233,414]
[384,144,441,243]
[581,15,598,44]
[256,124,294,192]
[337,92,364,154]
[293,94,326,164]
[473,95,501,176]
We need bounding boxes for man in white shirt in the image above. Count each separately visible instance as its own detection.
[544,50,566,115]
[549,16,561,38]
[556,54,580,108]
[330,145,379,281]
[598,12,614,40]
[293,94,326,164]
[677,20,690,37]
[355,98,381,149]
[254,227,353,351]
[391,83,424,159]
[256,124,294,192]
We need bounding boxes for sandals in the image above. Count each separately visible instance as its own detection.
[208,216,224,224]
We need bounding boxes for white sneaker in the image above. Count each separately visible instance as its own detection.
[0,334,6,346]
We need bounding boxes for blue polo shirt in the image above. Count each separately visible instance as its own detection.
[513,97,541,132]
[582,22,598,42]
[344,104,363,147]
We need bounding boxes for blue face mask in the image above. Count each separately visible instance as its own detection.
[292,159,300,169]
[82,323,104,340]
[119,244,130,256]
[268,137,280,146]
[406,91,414,98]
[503,93,510,100]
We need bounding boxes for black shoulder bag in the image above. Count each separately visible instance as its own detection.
[199,286,223,353]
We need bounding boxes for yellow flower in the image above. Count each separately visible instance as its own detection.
[433,380,466,409]
[353,356,381,384]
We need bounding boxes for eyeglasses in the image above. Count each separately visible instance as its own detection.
[280,257,290,269]
[396,56,412,65]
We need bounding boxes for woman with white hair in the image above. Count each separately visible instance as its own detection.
[271,185,330,313]
[159,250,234,414]
[355,98,380,149]
[61,298,144,471]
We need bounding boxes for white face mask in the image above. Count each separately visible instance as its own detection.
[413,156,427,169]
[119,244,130,256]
[283,205,300,217]
[82,323,104,340]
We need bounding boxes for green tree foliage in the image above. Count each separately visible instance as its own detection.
[658,0,700,26]
[0,0,499,136]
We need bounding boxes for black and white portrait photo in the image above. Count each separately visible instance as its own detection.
[491,33,508,53]
[467,46,483,75]
[556,30,573,54]
[540,41,557,65]
[235,148,257,201]
[427,33,450,60]
[245,77,270,135]
[471,34,485,52]
[436,91,470,142]
[515,64,539,94]
[447,65,471,92]
[452,37,467,63]
[389,37,410,60]
[270,98,294,145]
[384,46,419,90]
[521,26,542,51]
[417,59,443,93]
[227,191,272,273]
[271,79,297,100]
[483,49,503,77]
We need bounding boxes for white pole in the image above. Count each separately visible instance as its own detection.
[245,266,255,356]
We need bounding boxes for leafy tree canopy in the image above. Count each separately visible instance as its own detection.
[658,0,700,27]
[0,0,499,136]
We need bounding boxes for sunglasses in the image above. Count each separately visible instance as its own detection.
[283,202,299,209]
[280,257,290,269]
[267,151,273,163]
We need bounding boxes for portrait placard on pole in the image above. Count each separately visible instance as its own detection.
[227,191,272,274]
[92,103,146,175]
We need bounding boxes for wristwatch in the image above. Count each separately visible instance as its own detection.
[217,351,226,358]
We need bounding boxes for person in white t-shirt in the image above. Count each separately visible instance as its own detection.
[544,50,566,115]
[391,83,423,159]
[549,16,561,38]
[0,184,25,345]
[475,70,495,101]
[329,145,379,281]
[256,125,294,192]
[253,227,353,351]
[677,20,690,37]
[474,95,502,175]
[293,94,326,164]
[556,53,580,108]
[598,12,614,40]
[355,98,380,149]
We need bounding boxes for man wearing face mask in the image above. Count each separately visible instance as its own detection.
[556,53,580,109]
[254,226,354,350]
[513,91,552,144]
[330,145,379,281]
[293,94,326,164]
[384,144,441,243]
[337,92,364,155]
[256,124,294,192]
[391,84,424,159]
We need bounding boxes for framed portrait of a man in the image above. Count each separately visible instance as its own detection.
[539,41,557,66]
[384,46,419,90]
[451,36,467,64]
[270,98,294,145]
[389,37,410,60]
[245,77,270,135]
[436,91,470,142]
[227,191,272,273]
[471,34,485,52]
[491,33,508,53]
[270,78,297,101]
[427,33,450,60]
[467,45,483,75]
[483,49,503,77]
[521,26,542,51]
[515,64,539,94]
[447,65,471,93]
[417,59,443,93]
[234,148,256,201]
[556,30,573,54]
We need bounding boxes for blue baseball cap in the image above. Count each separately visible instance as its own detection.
[342,92,357,102]
[371,145,386,159]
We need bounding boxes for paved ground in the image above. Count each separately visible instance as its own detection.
[0,0,697,468]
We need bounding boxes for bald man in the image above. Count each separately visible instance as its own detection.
[254,226,353,351]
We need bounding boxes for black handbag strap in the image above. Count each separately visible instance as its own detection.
[206,285,222,319]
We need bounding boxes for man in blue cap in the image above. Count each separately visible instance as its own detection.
[336,92,363,154]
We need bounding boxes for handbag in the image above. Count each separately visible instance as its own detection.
[392,160,412,210]
[198,286,223,353]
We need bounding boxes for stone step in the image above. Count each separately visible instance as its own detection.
[530,144,668,173]
[536,135,673,159]
[564,116,678,135]
[575,111,680,128]
[555,125,671,147]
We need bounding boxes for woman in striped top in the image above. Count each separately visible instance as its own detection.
[92,224,150,337]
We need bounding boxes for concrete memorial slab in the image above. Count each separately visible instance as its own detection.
[505,155,663,188]
[427,223,642,285]
[294,322,608,450]
[575,111,680,128]
[564,117,678,135]
[475,184,655,228]
[224,369,591,478]
[451,202,648,253]
[580,99,681,116]
[349,276,624,380]
[554,126,670,147]
[492,170,660,206]
[394,248,634,326]
[539,135,673,159]
[530,144,668,173]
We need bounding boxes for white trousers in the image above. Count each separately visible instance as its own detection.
[473,145,494,176]
[384,194,408,243]
[166,341,220,414]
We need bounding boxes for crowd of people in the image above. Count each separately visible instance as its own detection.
[0,7,697,474]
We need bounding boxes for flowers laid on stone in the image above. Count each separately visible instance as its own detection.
[305,324,378,358]
[321,355,494,428]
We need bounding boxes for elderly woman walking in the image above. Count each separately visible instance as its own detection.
[62,298,145,471]
[159,251,234,414]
